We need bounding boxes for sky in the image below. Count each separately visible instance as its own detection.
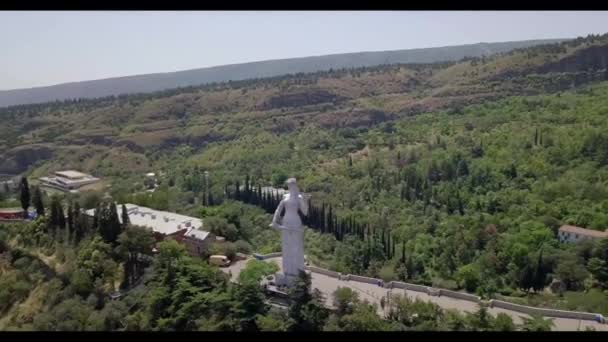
[1,11,608,91]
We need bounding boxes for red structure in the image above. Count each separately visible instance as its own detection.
[0,208,25,220]
[152,228,188,243]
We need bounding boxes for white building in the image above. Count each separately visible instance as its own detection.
[84,204,215,256]
[39,170,100,192]
[558,225,608,243]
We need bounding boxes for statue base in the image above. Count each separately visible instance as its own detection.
[274,271,310,288]
[274,273,298,287]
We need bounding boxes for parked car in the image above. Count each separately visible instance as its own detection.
[209,255,231,267]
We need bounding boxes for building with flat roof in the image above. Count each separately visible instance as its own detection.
[558,225,608,243]
[84,204,216,256]
[0,175,19,193]
[39,170,100,193]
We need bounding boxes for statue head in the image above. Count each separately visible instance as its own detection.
[286,178,299,193]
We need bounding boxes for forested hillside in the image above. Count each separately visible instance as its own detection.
[0,38,564,107]
[2,34,608,331]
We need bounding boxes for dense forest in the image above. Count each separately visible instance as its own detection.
[2,34,608,330]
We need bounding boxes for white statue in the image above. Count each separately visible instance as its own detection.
[269,178,309,287]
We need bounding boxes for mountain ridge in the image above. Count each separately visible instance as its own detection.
[0,38,567,107]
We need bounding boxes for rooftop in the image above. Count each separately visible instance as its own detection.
[55,170,90,179]
[559,225,608,238]
[0,208,24,214]
[85,204,206,237]
[185,228,210,241]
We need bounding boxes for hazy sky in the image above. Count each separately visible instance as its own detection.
[1,11,608,90]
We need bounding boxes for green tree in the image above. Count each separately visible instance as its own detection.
[467,304,494,331]
[71,269,94,297]
[287,271,329,331]
[532,248,548,292]
[117,225,155,288]
[233,282,268,329]
[555,255,589,291]
[587,257,608,287]
[99,202,122,244]
[332,287,360,316]
[325,302,395,331]
[57,200,66,231]
[19,176,30,218]
[31,186,45,216]
[520,314,554,331]
[238,259,279,286]
[456,264,481,292]
[67,201,74,238]
[121,204,130,228]
[205,216,239,241]
[493,313,515,331]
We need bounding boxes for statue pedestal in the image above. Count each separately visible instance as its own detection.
[274,272,299,287]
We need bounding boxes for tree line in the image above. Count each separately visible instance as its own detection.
[225,175,396,260]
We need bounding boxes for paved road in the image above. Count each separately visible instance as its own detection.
[223,257,608,331]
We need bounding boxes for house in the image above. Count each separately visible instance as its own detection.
[39,170,100,193]
[183,228,218,258]
[557,225,608,243]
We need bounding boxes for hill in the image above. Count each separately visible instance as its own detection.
[0,35,608,331]
[0,39,566,107]
[3,34,608,332]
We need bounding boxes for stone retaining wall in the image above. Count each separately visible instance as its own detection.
[439,289,481,303]
[348,274,384,285]
[305,266,341,279]
[489,299,604,322]
[253,253,606,324]
[388,281,430,294]
[253,252,282,260]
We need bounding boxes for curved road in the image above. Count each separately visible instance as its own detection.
[223,257,608,331]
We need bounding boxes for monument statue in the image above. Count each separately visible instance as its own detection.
[269,178,308,287]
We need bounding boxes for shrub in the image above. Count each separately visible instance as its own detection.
[235,240,252,254]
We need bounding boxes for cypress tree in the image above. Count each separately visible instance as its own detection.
[19,177,31,218]
[108,202,122,243]
[121,204,130,228]
[57,201,66,230]
[74,201,83,243]
[256,184,262,205]
[47,197,59,234]
[457,191,465,215]
[67,201,74,237]
[93,203,100,232]
[327,205,333,234]
[235,180,241,201]
[533,248,547,292]
[244,175,249,203]
[31,186,45,217]
[519,260,535,293]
